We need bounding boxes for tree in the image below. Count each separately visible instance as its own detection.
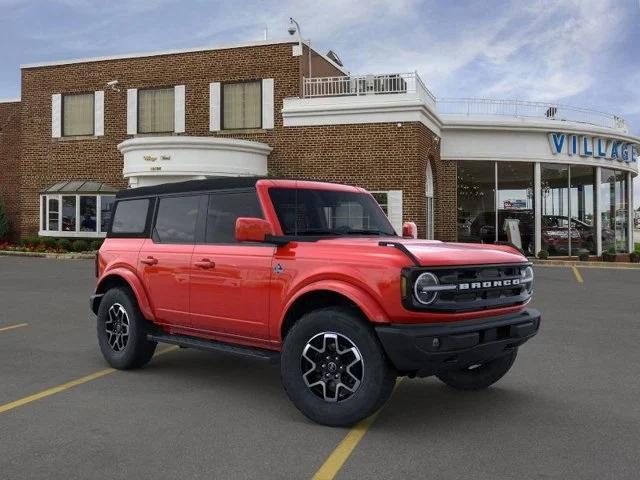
[0,194,10,240]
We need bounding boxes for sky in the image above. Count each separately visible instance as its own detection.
[0,0,639,201]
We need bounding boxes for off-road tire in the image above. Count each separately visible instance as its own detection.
[281,307,396,427]
[97,287,157,370]
[436,348,518,390]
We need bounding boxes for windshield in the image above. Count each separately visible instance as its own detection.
[269,188,397,237]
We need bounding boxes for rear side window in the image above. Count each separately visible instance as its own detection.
[111,199,150,234]
[153,195,201,244]
[206,191,263,243]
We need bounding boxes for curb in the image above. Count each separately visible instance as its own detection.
[0,250,96,260]
[531,259,640,269]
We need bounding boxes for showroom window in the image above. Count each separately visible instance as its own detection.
[39,181,118,237]
[62,93,94,136]
[601,168,629,253]
[457,161,496,245]
[222,81,262,130]
[138,87,175,133]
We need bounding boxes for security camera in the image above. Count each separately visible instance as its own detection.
[287,24,297,35]
[106,80,120,92]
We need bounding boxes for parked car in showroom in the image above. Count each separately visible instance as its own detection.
[91,178,540,426]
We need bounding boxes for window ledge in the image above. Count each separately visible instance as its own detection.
[39,230,106,238]
[133,132,179,137]
[56,135,99,142]
[216,129,267,135]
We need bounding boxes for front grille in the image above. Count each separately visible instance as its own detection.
[403,263,532,313]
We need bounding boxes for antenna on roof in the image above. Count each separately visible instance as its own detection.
[263,25,268,40]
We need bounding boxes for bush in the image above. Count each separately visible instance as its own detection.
[89,239,103,251]
[20,235,40,248]
[57,238,72,252]
[577,252,590,262]
[71,239,88,252]
[0,195,9,240]
[630,251,640,263]
[602,246,617,262]
[537,250,549,260]
[40,237,58,249]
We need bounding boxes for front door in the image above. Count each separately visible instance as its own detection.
[139,194,204,327]
[189,190,274,342]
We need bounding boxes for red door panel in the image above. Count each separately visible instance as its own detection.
[189,244,274,341]
[138,238,194,326]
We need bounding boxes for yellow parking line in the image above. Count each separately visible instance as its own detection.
[572,266,584,284]
[312,378,404,480]
[0,323,28,333]
[0,345,178,415]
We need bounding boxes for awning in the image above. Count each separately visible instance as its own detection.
[40,180,119,194]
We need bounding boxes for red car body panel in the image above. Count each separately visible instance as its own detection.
[96,179,530,350]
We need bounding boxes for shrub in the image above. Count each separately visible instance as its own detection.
[71,239,88,252]
[20,235,40,248]
[577,252,590,262]
[40,237,58,249]
[57,238,72,252]
[630,251,640,263]
[89,239,103,251]
[0,195,9,240]
[602,246,617,262]
[537,250,549,260]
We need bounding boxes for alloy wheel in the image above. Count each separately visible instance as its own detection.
[301,332,364,402]
[104,303,130,352]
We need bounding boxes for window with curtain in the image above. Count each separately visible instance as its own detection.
[138,88,175,133]
[222,81,261,129]
[63,93,94,136]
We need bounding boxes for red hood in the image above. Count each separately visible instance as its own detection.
[315,237,527,266]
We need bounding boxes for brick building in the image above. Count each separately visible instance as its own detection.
[0,37,638,255]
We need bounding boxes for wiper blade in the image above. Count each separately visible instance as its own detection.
[341,229,388,235]
[295,229,335,235]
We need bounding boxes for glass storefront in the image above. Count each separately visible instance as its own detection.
[458,160,632,256]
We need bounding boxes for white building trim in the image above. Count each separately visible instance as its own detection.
[0,97,20,103]
[94,90,104,136]
[126,89,137,135]
[282,94,442,136]
[19,38,348,74]
[51,94,61,138]
[209,82,221,131]
[174,85,186,133]
[118,136,271,187]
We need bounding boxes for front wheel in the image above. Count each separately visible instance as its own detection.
[280,307,396,427]
[436,349,518,390]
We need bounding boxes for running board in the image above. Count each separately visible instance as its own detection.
[148,332,280,364]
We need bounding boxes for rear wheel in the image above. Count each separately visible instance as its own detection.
[281,307,396,427]
[436,349,518,390]
[97,287,157,370]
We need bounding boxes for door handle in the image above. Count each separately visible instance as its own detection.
[194,259,215,269]
[140,256,158,266]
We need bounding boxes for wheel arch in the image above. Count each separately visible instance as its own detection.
[94,269,155,321]
[279,282,388,341]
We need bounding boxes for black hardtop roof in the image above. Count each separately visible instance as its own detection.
[115,177,266,199]
[114,176,353,199]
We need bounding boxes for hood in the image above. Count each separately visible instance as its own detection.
[316,237,527,266]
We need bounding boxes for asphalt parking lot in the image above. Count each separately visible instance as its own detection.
[1,257,639,480]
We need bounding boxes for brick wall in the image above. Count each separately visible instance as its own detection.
[16,41,455,240]
[0,101,21,239]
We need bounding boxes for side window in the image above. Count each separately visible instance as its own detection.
[111,199,150,234]
[153,195,201,244]
[206,191,263,243]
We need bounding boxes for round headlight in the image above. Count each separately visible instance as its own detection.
[414,272,440,305]
[521,266,534,293]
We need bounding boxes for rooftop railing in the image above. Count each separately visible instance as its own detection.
[437,98,628,132]
[302,72,436,106]
[301,73,628,132]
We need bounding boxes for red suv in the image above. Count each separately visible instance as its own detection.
[91,178,540,426]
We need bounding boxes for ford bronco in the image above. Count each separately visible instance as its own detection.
[91,177,540,426]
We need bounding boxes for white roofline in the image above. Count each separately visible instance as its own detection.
[0,97,20,103]
[20,38,348,74]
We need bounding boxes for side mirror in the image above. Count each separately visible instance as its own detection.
[402,221,418,239]
[235,217,274,243]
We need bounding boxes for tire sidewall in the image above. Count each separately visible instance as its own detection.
[281,308,395,427]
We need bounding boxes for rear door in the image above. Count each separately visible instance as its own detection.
[189,189,274,342]
[139,194,205,327]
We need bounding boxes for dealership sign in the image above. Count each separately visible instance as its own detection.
[548,132,638,163]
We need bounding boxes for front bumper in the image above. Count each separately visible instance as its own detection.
[375,308,541,377]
